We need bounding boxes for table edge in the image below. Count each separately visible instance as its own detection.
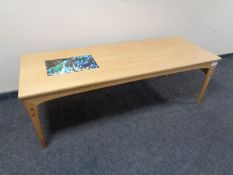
[18,59,221,101]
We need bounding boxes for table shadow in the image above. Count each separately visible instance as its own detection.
[39,79,167,141]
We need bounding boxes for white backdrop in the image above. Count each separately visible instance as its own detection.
[0,0,232,92]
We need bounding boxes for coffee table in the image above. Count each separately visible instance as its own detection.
[18,37,221,148]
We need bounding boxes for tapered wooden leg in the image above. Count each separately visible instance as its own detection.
[197,66,216,103]
[23,102,47,148]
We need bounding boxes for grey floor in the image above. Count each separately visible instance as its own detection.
[0,55,233,175]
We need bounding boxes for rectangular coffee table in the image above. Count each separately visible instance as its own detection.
[18,37,221,148]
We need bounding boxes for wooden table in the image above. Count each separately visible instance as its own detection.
[18,37,221,148]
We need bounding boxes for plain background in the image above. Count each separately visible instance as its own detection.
[0,0,232,93]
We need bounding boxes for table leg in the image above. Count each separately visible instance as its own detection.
[23,102,47,148]
[197,66,216,103]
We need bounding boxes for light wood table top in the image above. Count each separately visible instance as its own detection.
[18,37,221,99]
[18,36,222,148]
